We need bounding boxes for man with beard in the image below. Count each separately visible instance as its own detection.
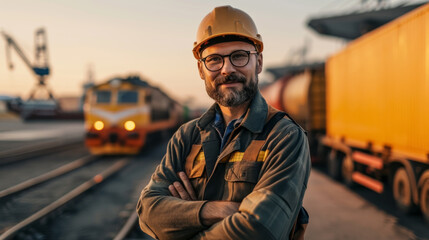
[137,5,311,240]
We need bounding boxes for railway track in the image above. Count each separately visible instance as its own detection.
[113,211,154,240]
[114,212,139,240]
[0,142,91,191]
[0,156,131,240]
[0,155,97,200]
[0,139,167,240]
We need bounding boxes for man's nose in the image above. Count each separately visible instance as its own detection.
[221,57,236,75]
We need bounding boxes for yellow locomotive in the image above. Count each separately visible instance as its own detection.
[84,76,183,155]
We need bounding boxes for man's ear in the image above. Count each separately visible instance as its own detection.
[257,53,263,74]
[197,61,205,80]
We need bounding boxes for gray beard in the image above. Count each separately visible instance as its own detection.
[205,74,258,107]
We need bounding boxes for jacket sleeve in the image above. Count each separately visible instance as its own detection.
[136,124,207,240]
[191,123,311,240]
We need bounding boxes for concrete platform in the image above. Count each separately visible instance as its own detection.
[0,118,85,153]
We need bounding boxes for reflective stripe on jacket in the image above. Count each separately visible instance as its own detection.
[136,91,311,240]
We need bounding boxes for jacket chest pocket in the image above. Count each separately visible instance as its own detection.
[185,144,206,198]
[223,161,261,202]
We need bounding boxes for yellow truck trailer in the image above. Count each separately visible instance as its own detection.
[323,3,429,220]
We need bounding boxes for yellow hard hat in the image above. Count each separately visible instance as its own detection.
[192,5,263,59]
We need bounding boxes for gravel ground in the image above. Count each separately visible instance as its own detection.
[0,156,124,232]
[0,145,89,190]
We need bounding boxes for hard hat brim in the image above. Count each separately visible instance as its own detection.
[192,32,263,59]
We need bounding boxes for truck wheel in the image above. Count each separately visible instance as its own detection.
[316,142,329,163]
[393,168,414,213]
[328,150,342,180]
[342,155,355,187]
[420,179,429,223]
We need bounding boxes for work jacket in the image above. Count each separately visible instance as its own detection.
[137,91,311,240]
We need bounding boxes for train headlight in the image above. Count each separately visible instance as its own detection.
[124,120,136,131]
[94,121,104,131]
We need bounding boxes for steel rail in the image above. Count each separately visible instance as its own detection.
[113,211,139,240]
[0,158,130,240]
[0,155,96,199]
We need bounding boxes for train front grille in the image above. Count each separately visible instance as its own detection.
[109,133,118,143]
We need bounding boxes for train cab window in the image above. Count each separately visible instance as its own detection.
[95,91,111,103]
[145,94,152,103]
[118,90,138,104]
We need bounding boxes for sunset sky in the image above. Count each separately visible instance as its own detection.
[0,0,407,107]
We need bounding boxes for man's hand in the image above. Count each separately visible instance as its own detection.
[168,171,197,201]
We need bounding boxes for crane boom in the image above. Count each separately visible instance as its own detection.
[1,27,55,108]
[2,31,33,70]
[1,30,50,76]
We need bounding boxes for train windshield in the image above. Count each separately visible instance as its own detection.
[95,90,111,103]
[118,90,138,104]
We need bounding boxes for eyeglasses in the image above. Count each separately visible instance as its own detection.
[199,50,258,72]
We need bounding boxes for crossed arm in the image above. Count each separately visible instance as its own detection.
[137,124,311,239]
[169,172,240,226]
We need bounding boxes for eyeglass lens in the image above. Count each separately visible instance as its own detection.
[204,50,250,71]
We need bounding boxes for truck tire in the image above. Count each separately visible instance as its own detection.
[316,142,329,163]
[420,179,429,223]
[393,168,414,213]
[328,149,342,180]
[342,155,355,187]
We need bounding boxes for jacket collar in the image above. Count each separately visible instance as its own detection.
[196,90,268,134]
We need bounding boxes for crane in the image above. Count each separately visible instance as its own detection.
[2,28,60,120]
[2,28,55,101]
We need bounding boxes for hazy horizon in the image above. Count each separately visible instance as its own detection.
[0,0,409,108]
